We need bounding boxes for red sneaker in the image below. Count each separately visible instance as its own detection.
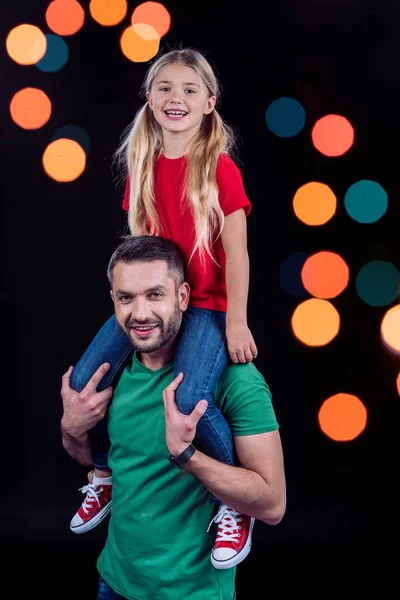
[209,504,255,569]
[70,471,112,534]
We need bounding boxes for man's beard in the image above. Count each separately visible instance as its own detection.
[120,298,181,354]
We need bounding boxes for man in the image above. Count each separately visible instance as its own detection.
[61,235,286,600]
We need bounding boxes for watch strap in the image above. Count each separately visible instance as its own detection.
[168,444,196,468]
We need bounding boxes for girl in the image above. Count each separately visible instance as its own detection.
[68,47,258,570]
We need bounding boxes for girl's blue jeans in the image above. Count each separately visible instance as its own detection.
[70,306,236,491]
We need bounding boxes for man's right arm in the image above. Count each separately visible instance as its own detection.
[60,363,113,466]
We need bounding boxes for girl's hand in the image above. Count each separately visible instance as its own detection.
[226,322,258,364]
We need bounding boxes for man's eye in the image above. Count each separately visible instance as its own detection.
[149,292,162,299]
[119,296,130,302]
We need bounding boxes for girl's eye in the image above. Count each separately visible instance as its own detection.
[185,89,195,94]
[159,87,170,92]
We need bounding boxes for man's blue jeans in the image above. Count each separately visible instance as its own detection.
[97,577,127,599]
[70,306,236,483]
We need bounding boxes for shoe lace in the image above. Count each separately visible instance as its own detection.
[207,504,243,543]
[79,483,103,515]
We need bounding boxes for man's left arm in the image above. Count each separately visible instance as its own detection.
[163,374,287,526]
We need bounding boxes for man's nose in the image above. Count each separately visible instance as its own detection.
[131,298,151,321]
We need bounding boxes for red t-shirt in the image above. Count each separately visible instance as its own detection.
[122,153,251,311]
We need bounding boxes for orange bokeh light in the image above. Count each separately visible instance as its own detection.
[318,393,367,441]
[10,88,52,129]
[301,251,349,299]
[293,182,337,225]
[397,373,400,396]
[311,114,354,157]
[42,138,86,182]
[89,0,127,26]
[120,24,160,62]
[131,1,171,37]
[46,0,85,36]
[6,24,47,65]
[380,304,400,355]
[291,298,340,346]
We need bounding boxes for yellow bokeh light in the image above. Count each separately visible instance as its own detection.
[293,182,337,225]
[120,24,160,62]
[380,304,400,355]
[10,88,52,130]
[89,0,128,26]
[46,0,85,36]
[291,298,340,346]
[6,24,47,65]
[133,22,160,41]
[301,251,349,299]
[318,393,367,441]
[42,138,86,182]
[131,1,171,37]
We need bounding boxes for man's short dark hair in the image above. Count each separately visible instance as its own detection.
[107,235,186,290]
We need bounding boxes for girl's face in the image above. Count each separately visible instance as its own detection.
[146,63,216,138]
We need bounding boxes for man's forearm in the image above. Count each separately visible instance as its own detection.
[184,450,281,524]
[61,422,93,466]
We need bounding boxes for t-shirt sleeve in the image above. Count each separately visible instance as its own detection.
[216,154,252,218]
[215,363,279,436]
[122,176,130,212]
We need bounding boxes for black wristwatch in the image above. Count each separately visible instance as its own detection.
[168,444,196,469]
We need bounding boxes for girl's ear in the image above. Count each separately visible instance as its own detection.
[204,95,216,115]
[146,91,153,110]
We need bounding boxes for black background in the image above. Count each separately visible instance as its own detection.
[2,0,399,597]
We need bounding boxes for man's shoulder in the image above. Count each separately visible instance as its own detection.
[218,361,267,388]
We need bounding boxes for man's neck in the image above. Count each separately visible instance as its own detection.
[137,339,176,371]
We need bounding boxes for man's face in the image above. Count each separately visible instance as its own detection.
[111,260,189,354]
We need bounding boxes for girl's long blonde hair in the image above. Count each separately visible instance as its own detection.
[114,47,237,266]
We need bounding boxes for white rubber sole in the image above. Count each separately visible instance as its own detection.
[211,517,255,569]
[70,500,112,534]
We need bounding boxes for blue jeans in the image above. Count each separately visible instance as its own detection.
[70,306,236,476]
[97,577,127,600]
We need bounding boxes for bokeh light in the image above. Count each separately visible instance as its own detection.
[301,251,349,299]
[293,182,337,225]
[280,251,309,298]
[51,125,91,156]
[318,393,367,441]
[311,114,354,157]
[89,0,128,26]
[10,88,52,130]
[397,373,400,396]
[265,97,306,138]
[131,1,171,37]
[35,34,69,72]
[46,0,85,36]
[291,298,340,346]
[6,24,47,65]
[380,304,400,355]
[42,138,86,182]
[344,180,388,224]
[355,261,400,307]
[120,24,160,62]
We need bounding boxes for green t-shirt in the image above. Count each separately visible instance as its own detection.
[97,353,279,600]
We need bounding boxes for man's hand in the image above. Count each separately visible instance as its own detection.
[60,363,113,440]
[162,372,208,457]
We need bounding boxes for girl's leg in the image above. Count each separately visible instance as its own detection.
[70,314,132,470]
[174,306,235,468]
